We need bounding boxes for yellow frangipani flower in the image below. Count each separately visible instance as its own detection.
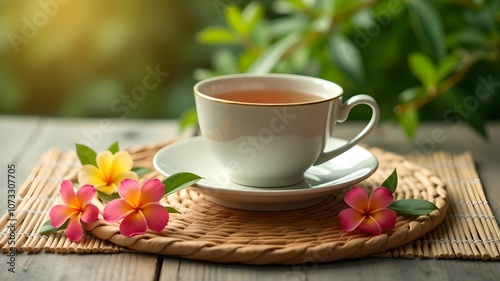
[78,150,138,195]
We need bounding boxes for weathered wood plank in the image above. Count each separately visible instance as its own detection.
[0,253,159,281]
[0,116,40,213]
[169,257,489,281]
[159,254,500,281]
[159,258,305,281]
[160,255,500,281]
[307,258,500,281]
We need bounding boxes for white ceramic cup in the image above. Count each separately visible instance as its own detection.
[194,74,379,187]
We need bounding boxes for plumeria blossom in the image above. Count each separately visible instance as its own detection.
[103,178,169,237]
[49,180,99,242]
[338,186,397,235]
[78,150,138,195]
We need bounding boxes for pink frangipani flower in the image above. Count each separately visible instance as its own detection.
[49,180,99,242]
[103,178,169,237]
[338,186,397,235]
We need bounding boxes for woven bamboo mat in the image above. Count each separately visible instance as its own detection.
[1,139,499,264]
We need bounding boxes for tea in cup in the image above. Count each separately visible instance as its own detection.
[194,74,379,187]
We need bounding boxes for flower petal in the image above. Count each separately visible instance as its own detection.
[65,216,84,242]
[96,151,114,179]
[81,204,99,223]
[76,184,96,206]
[118,179,141,207]
[49,205,78,227]
[357,216,383,235]
[139,179,164,205]
[120,211,147,237]
[78,165,106,187]
[110,151,134,177]
[96,183,119,195]
[112,171,138,188]
[103,199,134,223]
[371,208,397,232]
[338,208,365,232]
[344,186,369,212]
[368,187,394,211]
[60,180,78,207]
[141,203,169,232]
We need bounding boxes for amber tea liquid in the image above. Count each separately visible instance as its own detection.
[215,90,325,104]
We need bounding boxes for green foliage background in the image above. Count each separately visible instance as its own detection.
[194,0,500,138]
[1,0,499,138]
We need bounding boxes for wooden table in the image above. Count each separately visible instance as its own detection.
[1,116,499,281]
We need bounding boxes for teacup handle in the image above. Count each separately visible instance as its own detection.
[314,94,380,166]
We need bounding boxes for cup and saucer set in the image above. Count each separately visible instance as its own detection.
[154,74,380,211]
[153,136,378,211]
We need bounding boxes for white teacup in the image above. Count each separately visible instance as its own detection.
[194,74,379,187]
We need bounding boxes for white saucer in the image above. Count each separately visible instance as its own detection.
[153,136,378,211]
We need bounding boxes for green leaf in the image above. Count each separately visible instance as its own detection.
[242,2,264,31]
[131,166,152,178]
[406,0,445,63]
[247,31,302,74]
[333,0,358,15]
[76,144,97,167]
[464,5,496,33]
[196,26,237,44]
[436,53,459,82]
[328,32,365,84]
[165,206,180,214]
[453,29,489,47]
[162,172,203,197]
[315,0,333,17]
[179,106,198,132]
[408,53,437,87]
[398,105,419,139]
[238,51,258,71]
[107,141,119,154]
[272,0,305,14]
[97,191,121,203]
[268,16,309,38]
[39,219,69,235]
[250,21,270,49]
[225,5,248,36]
[389,199,438,215]
[381,169,398,193]
[312,14,332,33]
[213,49,239,74]
[398,87,425,104]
